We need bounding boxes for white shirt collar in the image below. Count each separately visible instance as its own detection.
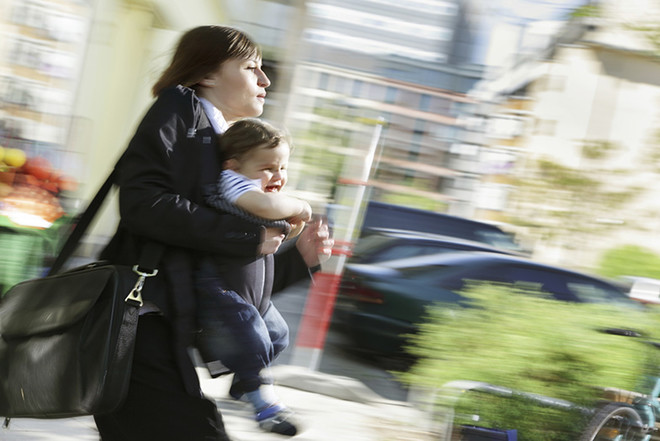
[199,97,229,134]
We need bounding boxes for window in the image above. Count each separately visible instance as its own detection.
[565,277,631,305]
[452,175,478,191]
[374,244,447,262]
[397,89,420,108]
[367,83,386,101]
[399,264,457,284]
[501,265,569,300]
[333,76,349,94]
[385,86,397,104]
[352,79,363,98]
[535,119,557,136]
[318,72,329,90]
[420,94,431,111]
[429,96,451,114]
[474,230,519,251]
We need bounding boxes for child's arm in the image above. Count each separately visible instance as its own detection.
[235,190,312,222]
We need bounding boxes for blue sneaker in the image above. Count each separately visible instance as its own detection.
[256,404,298,436]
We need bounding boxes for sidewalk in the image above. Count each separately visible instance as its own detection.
[1,365,435,441]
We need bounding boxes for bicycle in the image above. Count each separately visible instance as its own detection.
[578,340,660,441]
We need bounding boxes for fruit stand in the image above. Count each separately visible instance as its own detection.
[0,146,76,294]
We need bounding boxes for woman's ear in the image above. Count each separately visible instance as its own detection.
[224,158,240,171]
[198,77,216,87]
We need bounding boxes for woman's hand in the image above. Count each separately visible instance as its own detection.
[286,202,313,240]
[259,227,285,255]
[296,215,334,268]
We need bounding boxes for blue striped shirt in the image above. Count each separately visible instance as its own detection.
[218,169,262,203]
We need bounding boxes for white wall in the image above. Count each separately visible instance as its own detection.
[528,43,660,266]
[71,0,225,252]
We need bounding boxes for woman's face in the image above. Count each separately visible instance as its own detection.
[199,57,270,122]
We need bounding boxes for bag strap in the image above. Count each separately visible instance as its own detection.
[47,167,164,276]
[48,170,117,276]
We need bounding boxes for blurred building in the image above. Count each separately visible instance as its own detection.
[0,0,90,170]
[0,0,96,289]
[1,0,624,266]
[0,0,234,258]
[294,0,501,219]
[472,0,660,267]
[225,0,591,231]
[229,0,538,220]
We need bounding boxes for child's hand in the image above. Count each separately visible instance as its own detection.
[288,201,312,225]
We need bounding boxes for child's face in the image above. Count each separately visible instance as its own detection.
[232,142,290,192]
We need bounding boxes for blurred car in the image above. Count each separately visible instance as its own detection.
[334,252,640,358]
[349,229,522,265]
[360,201,527,254]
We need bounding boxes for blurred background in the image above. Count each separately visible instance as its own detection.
[4,2,660,439]
[1,0,660,289]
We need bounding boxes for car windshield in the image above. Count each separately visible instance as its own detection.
[397,263,461,282]
[565,280,638,306]
[351,235,394,257]
[374,244,427,262]
[474,229,521,252]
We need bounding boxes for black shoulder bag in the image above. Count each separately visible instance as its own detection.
[0,167,163,423]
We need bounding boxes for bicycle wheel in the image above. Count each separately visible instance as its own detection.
[579,402,647,441]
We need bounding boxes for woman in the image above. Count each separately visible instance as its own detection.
[95,26,332,441]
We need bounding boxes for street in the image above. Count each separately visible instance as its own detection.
[271,279,411,402]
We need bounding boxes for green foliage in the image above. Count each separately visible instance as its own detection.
[597,245,660,279]
[570,4,602,19]
[537,159,598,190]
[396,282,660,441]
[510,150,644,253]
[649,135,660,171]
[380,192,447,212]
[601,186,643,209]
[623,23,660,55]
[581,140,618,160]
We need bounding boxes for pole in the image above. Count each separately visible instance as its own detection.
[291,118,384,370]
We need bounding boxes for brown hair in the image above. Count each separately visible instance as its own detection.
[152,26,261,97]
[219,118,291,161]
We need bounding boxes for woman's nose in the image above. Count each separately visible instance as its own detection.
[257,69,271,88]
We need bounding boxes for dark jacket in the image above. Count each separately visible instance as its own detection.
[101,86,310,392]
[202,179,294,314]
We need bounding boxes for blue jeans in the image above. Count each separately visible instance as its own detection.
[195,275,289,391]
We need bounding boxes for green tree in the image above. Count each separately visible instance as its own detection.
[509,143,643,255]
[597,245,660,279]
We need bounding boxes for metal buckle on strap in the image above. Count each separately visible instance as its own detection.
[125,265,159,307]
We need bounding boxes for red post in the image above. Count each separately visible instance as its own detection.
[293,271,342,350]
[291,120,383,370]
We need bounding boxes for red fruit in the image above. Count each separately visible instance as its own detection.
[57,175,78,192]
[23,174,40,187]
[23,157,53,181]
[40,180,59,193]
